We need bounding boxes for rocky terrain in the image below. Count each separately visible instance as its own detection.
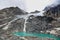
[0,7,25,40]
[26,16,55,33]
[43,4,60,35]
[44,5,60,18]
[0,4,60,40]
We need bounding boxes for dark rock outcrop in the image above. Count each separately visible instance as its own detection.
[26,16,55,33]
[44,5,60,18]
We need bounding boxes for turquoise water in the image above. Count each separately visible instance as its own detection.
[13,32,60,40]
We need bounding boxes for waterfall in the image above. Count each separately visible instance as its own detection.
[16,11,45,33]
[14,11,45,40]
[23,17,28,32]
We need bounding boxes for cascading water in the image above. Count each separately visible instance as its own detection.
[15,10,45,40]
[16,15,28,32]
[23,11,45,32]
[23,17,28,32]
[16,11,45,32]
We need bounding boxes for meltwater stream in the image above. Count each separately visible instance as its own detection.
[13,11,60,40]
[14,11,45,40]
[16,11,45,32]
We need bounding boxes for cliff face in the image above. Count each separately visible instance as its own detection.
[0,7,26,40]
[44,5,60,18]
[0,7,26,25]
[26,16,55,33]
[43,4,60,27]
[26,5,60,33]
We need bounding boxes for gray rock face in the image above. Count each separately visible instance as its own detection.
[44,5,60,18]
[0,18,25,40]
[0,7,25,40]
[10,18,25,32]
[0,7,26,25]
[26,16,54,33]
[0,7,25,15]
